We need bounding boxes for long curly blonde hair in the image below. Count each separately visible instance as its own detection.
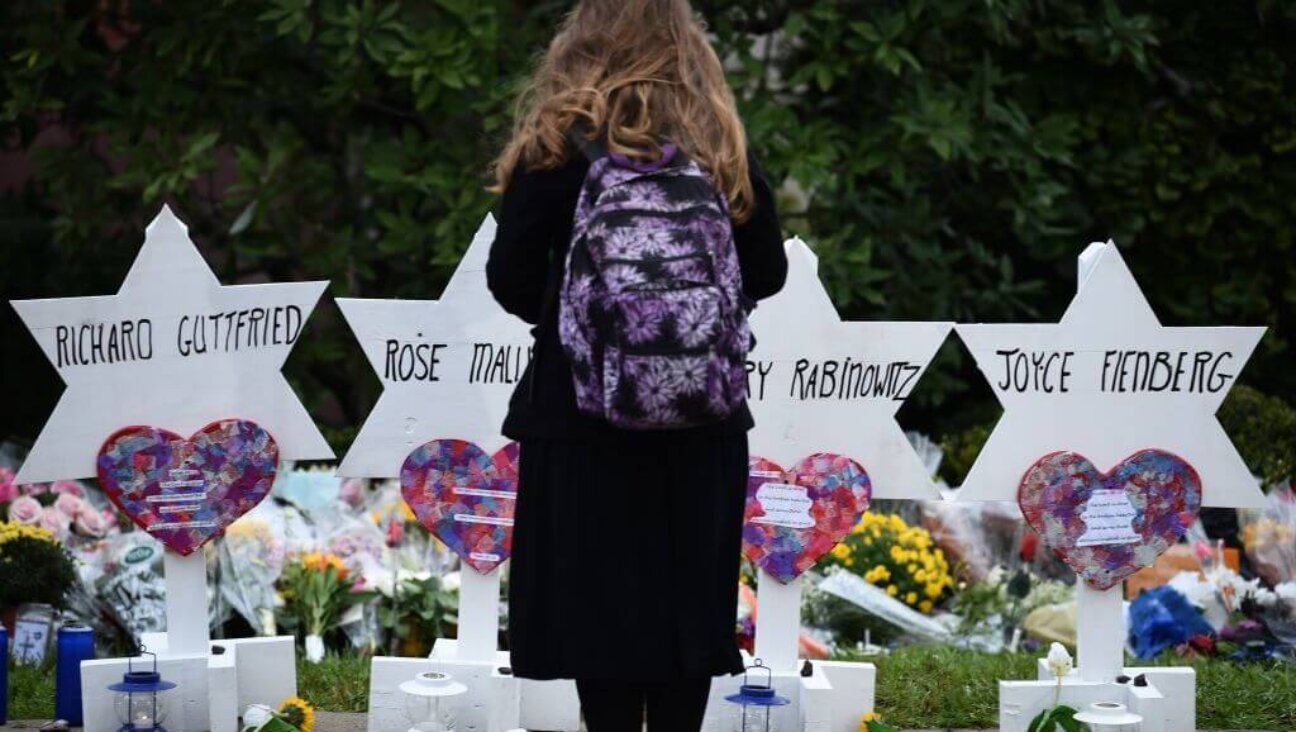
[492,0,754,221]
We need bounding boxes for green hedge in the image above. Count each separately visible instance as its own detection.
[3,1,1294,447]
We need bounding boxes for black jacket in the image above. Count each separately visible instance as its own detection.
[486,149,788,442]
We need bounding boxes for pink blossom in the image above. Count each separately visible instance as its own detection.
[51,480,85,498]
[21,482,50,496]
[54,492,84,519]
[8,495,43,525]
[339,479,364,507]
[74,507,112,538]
[0,468,17,503]
[41,505,71,535]
[386,519,405,547]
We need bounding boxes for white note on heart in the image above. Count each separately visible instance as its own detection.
[1075,488,1141,547]
[752,482,815,529]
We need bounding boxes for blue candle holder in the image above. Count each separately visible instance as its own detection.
[55,626,95,725]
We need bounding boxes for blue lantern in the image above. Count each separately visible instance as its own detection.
[107,652,176,731]
[724,659,790,732]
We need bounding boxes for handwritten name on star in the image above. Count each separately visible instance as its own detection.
[988,348,1236,396]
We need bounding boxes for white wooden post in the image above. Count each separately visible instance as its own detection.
[1075,582,1125,682]
[163,552,211,656]
[456,566,503,663]
[753,573,802,673]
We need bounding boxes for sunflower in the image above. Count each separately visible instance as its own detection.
[277,696,315,732]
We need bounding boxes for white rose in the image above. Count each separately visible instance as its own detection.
[441,571,461,593]
[1046,642,1073,679]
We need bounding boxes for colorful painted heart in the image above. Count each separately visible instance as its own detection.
[97,419,279,556]
[1018,449,1202,591]
[401,439,519,574]
[742,453,872,584]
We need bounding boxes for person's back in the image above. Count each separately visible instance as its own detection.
[486,2,787,730]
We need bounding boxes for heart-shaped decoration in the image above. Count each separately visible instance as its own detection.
[742,453,872,584]
[401,439,519,574]
[97,419,279,556]
[1018,449,1202,590]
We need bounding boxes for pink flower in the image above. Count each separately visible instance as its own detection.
[0,468,17,503]
[54,492,84,519]
[386,519,405,548]
[1194,541,1213,563]
[8,495,43,525]
[51,480,85,498]
[21,482,50,496]
[339,479,364,507]
[74,507,112,538]
[41,505,71,535]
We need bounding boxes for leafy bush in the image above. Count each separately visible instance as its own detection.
[2,1,1294,446]
[0,521,77,608]
[1218,384,1296,486]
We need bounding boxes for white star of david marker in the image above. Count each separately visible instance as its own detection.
[746,239,952,499]
[956,242,1267,508]
[10,205,333,483]
[337,215,531,477]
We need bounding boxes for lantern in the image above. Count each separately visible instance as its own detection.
[107,652,176,731]
[723,660,790,732]
[1073,701,1143,732]
[399,671,468,732]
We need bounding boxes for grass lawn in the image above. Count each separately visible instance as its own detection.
[7,647,1294,729]
[853,646,1296,730]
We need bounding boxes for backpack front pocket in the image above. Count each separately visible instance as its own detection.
[603,347,732,429]
[608,284,723,353]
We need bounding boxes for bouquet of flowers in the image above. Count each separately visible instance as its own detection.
[220,517,287,635]
[0,520,78,610]
[824,511,954,614]
[278,552,364,662]
[1,472,118,542]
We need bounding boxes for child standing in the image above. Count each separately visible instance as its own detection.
[487,2,786,729]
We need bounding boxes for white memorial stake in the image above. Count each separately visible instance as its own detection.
[339,215,579,732]
[753,575,802,673]
[11,206,331,732]
[457,567,502,664]
[164,552,211,657]
[721,238,951,732]
[956,240,1266,732]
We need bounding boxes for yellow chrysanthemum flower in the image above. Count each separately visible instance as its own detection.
[886,584,898,597]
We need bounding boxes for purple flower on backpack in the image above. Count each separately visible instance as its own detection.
[558,143,752,430]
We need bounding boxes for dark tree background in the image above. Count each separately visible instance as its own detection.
[2,1,1294,473]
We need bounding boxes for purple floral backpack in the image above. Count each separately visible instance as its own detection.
[558,140,752,430]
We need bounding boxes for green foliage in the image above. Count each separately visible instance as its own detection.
[1218,384,1296,486]
[938,422,993,486]
[1027,704,1080,732]
[2,1,1295,446]
[376,574,459,648]
[8,656,57,719]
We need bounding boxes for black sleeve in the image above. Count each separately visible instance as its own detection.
[734,154,788,301]
[487,167,558,325]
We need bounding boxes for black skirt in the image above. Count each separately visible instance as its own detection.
[507,432,749,682]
